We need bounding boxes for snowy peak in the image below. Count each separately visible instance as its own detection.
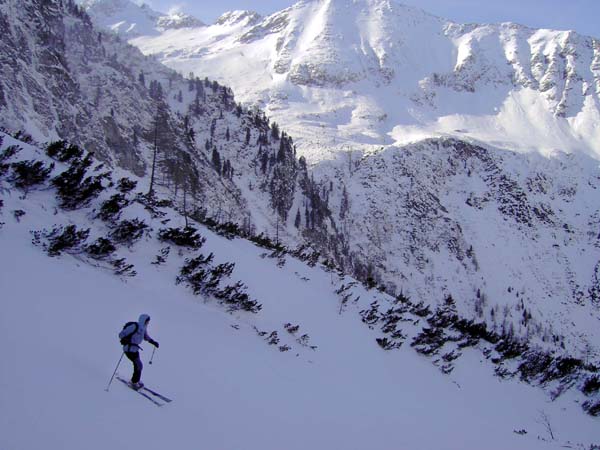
[81,0,204,36]
[215,10,262,27]
[156,11,205,31]
[239,0,449,85]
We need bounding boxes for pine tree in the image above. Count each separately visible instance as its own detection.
[340,185,349,220]
[271,122,280,140]
[294,208,301,228]
[211,147,221,174]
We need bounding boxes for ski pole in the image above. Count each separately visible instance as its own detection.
[149,347,156,365]
[105,352,124,392]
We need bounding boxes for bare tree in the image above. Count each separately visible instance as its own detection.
[537,410,555,441]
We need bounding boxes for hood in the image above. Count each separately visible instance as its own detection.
[138,314,150,327]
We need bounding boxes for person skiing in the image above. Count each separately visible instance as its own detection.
[119,313,159,390]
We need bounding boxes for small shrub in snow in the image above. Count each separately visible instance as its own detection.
[494,338,527,360]
[411,327,446,355]
[214,281,261,313]
[249,232,285,252]
[109,218,148,244]
[583,400,600,417]
[135,193,171,218]
[13,209,25,222]
[177,254,261,313]
[152,247,170,265]
[177,252,215,295]
[97,194,129,221]
[284,323,300,334]
[266,331,279,345]
[32,224,90,257]
[360,301,380,326]
[376,337,401,350]
[517,352,554,382]
[11,160,54,193]
[45,140,83,162]
[85,237,116,259]
[453,319,500,344]
[52,154,110,209]
[0,144,21,177]
[112,257,137,277]
[582,376,600,395]
[410,301,431,317]
[296,334,317,350]
[117,177,137,193]
[427,295,458,328]
[158,226,205,249]
[10,130,33,143]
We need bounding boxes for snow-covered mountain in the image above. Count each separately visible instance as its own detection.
[123,0,600,160]
[84,0,600,359]
[81,0,204,36]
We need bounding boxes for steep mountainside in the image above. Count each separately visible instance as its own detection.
[0,0,322,246]
[83,0,600,364]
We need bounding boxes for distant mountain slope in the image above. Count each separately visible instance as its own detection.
[81,0,204,36]
[121,0,600,161]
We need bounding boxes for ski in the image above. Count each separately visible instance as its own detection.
[116,376,165,407]
[141,386,172,403]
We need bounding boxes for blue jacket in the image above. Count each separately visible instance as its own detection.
[120,314,156,353]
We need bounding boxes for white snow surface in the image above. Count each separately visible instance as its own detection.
[1,135,599,449]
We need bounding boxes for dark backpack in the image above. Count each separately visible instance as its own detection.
[119,321,138,346]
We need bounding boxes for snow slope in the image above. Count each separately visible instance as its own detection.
[1,134,600,449]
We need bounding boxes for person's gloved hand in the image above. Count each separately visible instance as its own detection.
[150,339,159,348]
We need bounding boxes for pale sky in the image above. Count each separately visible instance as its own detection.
[141,0,600,38]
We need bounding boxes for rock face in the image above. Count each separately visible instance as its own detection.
[0,1,147,173]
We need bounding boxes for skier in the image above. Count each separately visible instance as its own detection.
[119,313,159,389]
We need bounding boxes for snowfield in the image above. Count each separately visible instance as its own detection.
[1,133,599,449]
